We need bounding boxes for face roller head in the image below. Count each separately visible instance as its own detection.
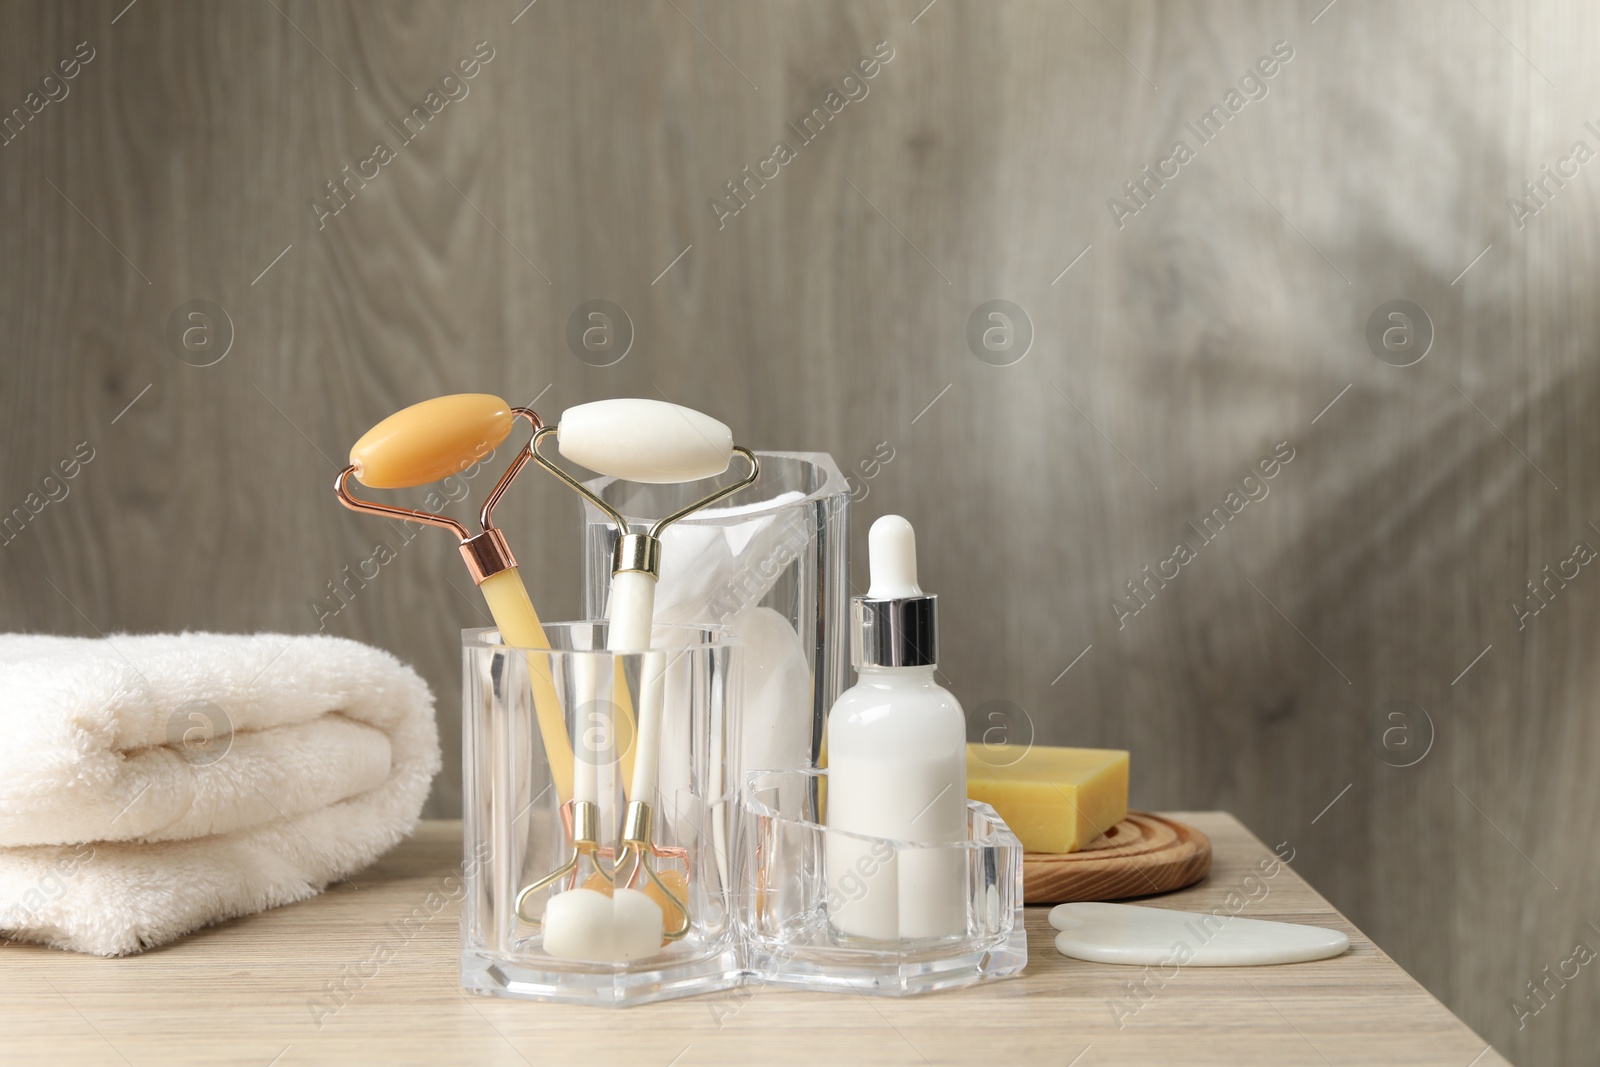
[348,393,516,489]
[555,398,735,484]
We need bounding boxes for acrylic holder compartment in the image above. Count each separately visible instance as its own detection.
[460,622,742,1006]
[581,452,849,776]
[739,769,1027,996]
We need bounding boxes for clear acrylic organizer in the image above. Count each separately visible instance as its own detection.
[739,769,1027,996]
[460,622,743,1006]
[581,452,849,778]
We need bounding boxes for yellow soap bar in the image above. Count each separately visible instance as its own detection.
[966,744,1129,854]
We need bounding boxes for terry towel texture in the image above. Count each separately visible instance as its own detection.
[0,633,440,955]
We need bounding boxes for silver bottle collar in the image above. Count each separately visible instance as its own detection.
[850,594,938,668]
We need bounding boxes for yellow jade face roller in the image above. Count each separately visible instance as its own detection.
[332,393,577,804]
[517,398,760,960]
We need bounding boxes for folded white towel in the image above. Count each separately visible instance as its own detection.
[0,632,439,955]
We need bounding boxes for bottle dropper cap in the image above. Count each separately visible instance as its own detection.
[850,515,939,668]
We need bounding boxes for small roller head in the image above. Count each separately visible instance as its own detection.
[611,887,667,960]
[539,886,664,962]
[557,398,734,484]
[348,393,514,488]
[540,887,614,962]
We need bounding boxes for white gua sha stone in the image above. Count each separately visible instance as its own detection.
[542,887,665,964]
[1049,902,1349,966]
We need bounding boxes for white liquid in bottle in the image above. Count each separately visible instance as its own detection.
[825,516,967,941]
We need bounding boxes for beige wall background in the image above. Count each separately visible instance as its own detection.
[3,1,1597,1061]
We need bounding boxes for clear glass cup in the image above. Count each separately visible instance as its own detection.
[460,622,742,1006]
[581,452,849,779]
[739,768,1028,996]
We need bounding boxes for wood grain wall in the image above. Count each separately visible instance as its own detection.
[2,1,1596,1062]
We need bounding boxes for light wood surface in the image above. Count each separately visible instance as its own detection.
[3,3,1598,1063]
[1023,811,1212,904]
[0,816,1505,1067]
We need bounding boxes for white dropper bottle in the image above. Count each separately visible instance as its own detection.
[825,515,968,941]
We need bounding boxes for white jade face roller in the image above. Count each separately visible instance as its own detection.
[525,398,760,951]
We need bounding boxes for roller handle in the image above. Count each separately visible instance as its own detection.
[478,568,575,806]
[630,653,668,805]
[571,654,602,807]
[606,570,665,804]
[606,570,658,653]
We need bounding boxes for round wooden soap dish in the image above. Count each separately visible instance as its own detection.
[1023,812,1212,905]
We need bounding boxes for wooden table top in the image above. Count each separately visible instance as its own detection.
[1,814,1505,1066]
